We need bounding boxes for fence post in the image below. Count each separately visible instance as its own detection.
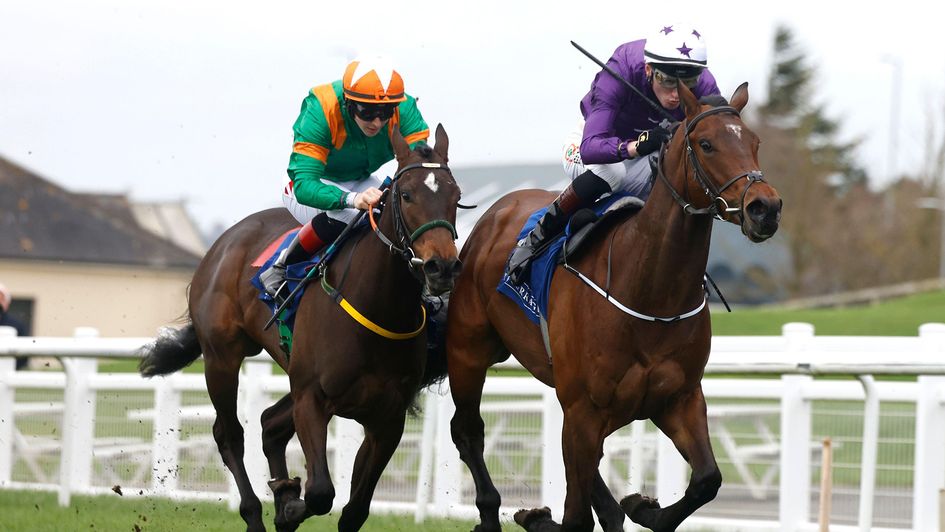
[913,323,945,531]
[541,386,565,521]
[241,359,272,498]
[656,430,687,504]
[0,326,17,485]
[151,374,181,495]
[627,420,648,498]
[780,320,814,532]
[58,327,100,506]
[433,385,461,517]
[857,375,879,532]
[415,390,439,523]
[780,373,813,531]
[333,417,362,510]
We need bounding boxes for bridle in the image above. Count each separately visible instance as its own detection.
[316,160,459,341]
[655,105,767,232]
[369,162,459,273]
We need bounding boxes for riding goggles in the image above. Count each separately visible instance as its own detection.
[653,68,700,89]
[351,102,397,122]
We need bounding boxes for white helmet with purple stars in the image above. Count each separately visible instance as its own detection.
[644,23,707,79]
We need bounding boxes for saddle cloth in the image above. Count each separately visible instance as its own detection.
[497,194,642,325]
[250,229,326,330]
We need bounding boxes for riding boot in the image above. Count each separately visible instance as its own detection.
[260,219,328,305]
[506,171,610,285]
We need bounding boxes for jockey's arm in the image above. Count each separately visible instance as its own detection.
[579,68,631,165]
[288,155,353,211]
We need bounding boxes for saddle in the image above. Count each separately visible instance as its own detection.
[497,194,644,325]
[250,222,367,355]
[560,195,644,261]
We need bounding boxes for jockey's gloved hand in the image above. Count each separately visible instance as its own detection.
[636,127,671,156]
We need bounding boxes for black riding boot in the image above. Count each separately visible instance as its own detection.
[507,171,610,285]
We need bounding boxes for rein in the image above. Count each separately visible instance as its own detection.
[656,106,767,232]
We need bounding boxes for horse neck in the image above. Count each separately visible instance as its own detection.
[347,209,424,322]
[609,146,714,310]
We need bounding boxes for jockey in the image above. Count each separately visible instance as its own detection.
[507,22,722,284]
[260,55,430,303]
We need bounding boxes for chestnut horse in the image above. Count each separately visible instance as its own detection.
[446,83,781,532]
[139,125,462,532]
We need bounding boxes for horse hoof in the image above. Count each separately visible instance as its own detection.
[513,506,554,530]
[283,498,307,524]
[620,493,661,522]
[306,494,334,516]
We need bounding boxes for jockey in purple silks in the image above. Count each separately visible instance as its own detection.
[507,22,723,285]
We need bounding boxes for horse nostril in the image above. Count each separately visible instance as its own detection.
[746,197,779,223]
[423,260,443,278]
[450,258,463,279]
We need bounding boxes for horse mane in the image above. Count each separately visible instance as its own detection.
[414,143,435,160]
[699,94,729,107]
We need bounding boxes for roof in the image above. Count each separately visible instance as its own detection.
[0,155,202,268]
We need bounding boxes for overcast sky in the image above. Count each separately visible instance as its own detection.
[2,0,943,234]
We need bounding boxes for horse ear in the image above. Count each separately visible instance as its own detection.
[679,82,701,120]
[729,82,749,112]
[391,126,411,162]
[433,123,449,163]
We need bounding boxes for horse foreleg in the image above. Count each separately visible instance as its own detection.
[291,388,334,524]
[337,411,407,532]
[206,362,265,532]
[449,362,502,532]
[261,394,301,532]
[621,388,721,532]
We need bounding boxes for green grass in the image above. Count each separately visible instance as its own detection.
[710,289,945,336]
[0,489,483,531]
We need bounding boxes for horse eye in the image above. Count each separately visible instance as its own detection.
[400,191,412,203]
[699,140,713,152]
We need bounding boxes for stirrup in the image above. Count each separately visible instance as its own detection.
[270,280,290,308]
[507,252,535,285]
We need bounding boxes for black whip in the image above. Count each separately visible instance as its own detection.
[570,40,676,123]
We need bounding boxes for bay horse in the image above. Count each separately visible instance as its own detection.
[138,125,462,532]
[446,83,781,532]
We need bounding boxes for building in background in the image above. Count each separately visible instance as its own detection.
[0,156,204,337]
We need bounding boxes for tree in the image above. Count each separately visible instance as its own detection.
[752,25,872,296]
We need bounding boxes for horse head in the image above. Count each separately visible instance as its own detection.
[674,82,782,242]
[386,123,463,295]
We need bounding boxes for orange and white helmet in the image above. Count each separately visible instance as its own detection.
[342,55,406,104]
[644,23,708,78]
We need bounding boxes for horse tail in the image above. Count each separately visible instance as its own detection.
[138,323,202,377]
[419,345,449,391]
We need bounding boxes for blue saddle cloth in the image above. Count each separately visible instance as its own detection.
[250,230,326,331]
[496,194,633,325]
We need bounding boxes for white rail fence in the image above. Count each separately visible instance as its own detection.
[1,322,945,531]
